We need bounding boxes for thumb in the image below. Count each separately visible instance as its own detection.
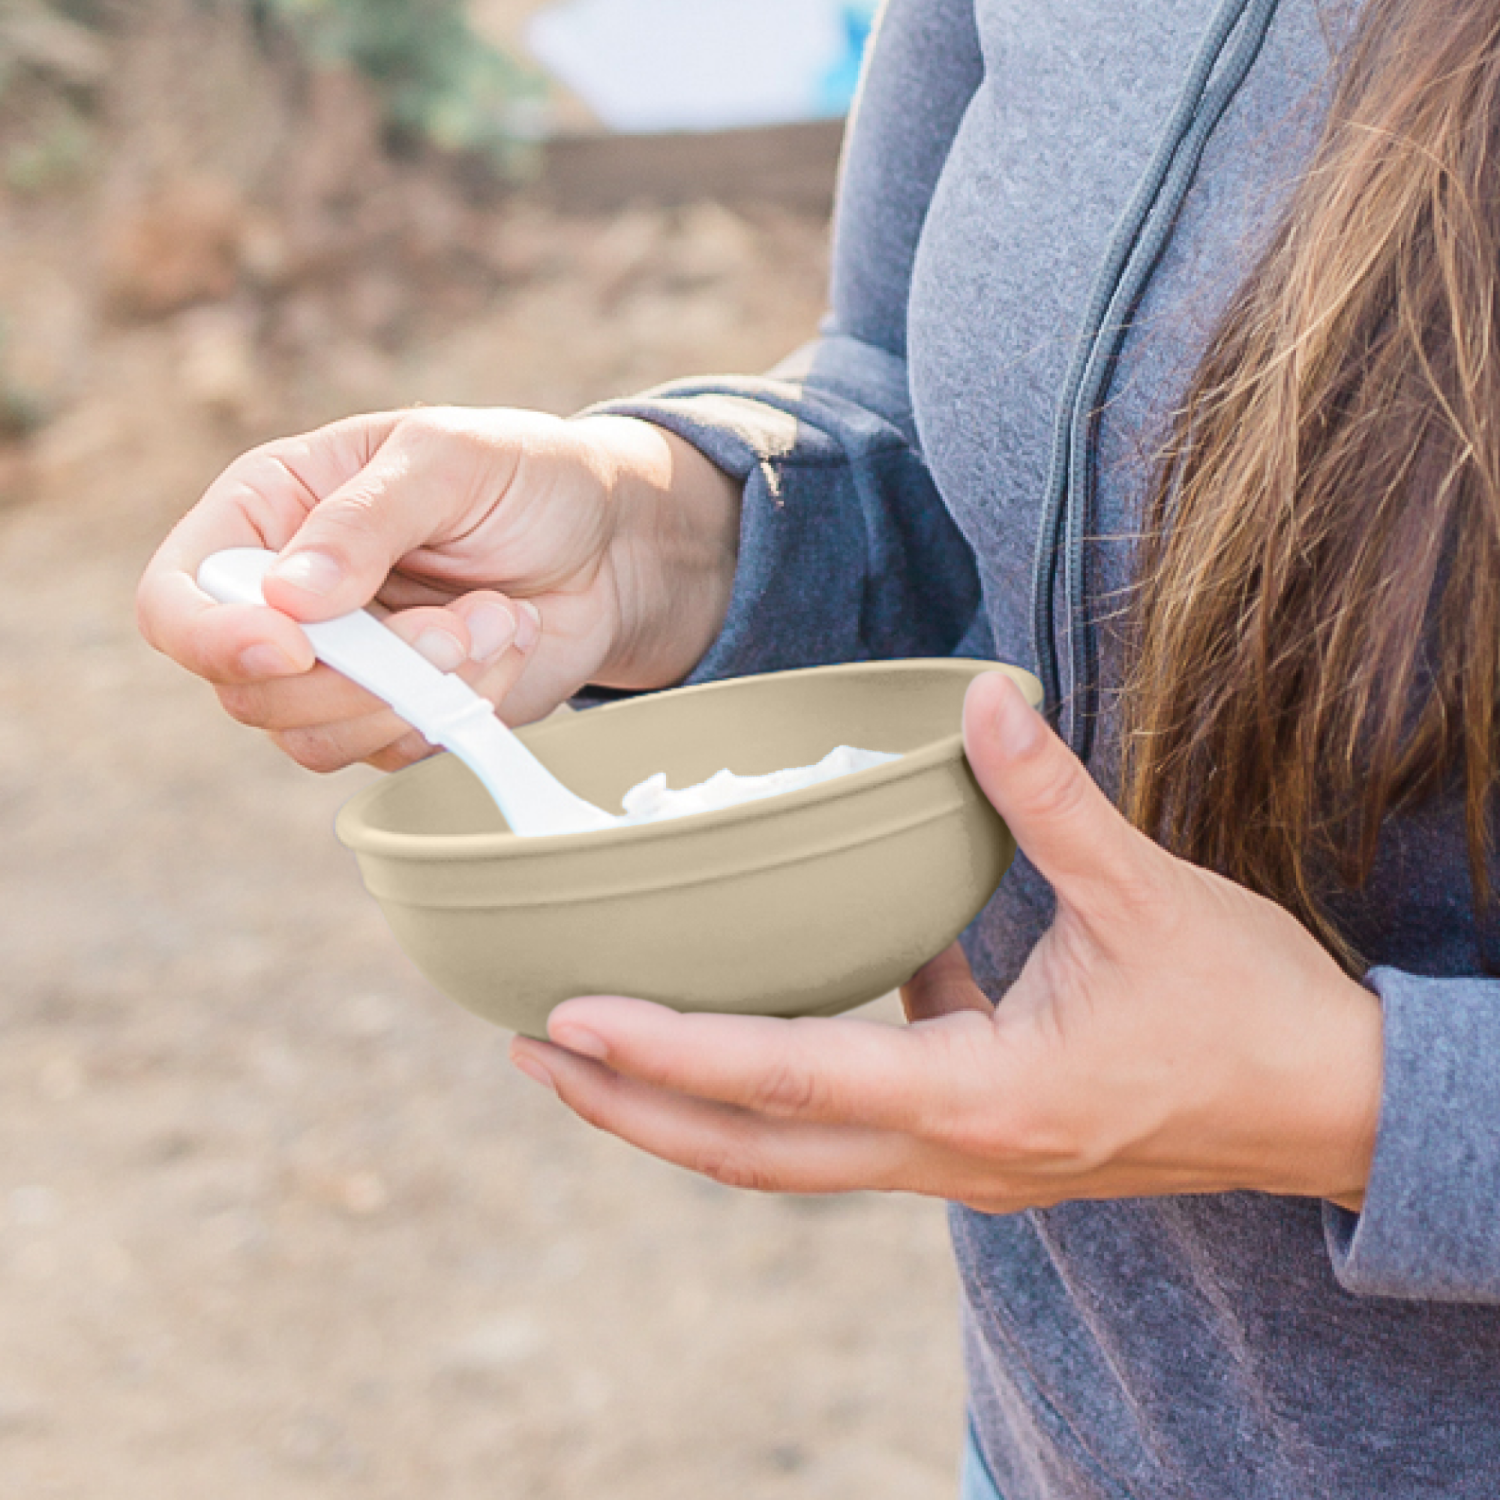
[963,671,1155,916]
[261,425,477,620]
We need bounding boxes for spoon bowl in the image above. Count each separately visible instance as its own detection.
[336,658,1041,1038]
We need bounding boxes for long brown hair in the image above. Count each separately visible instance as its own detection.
[1121,0,1500,971]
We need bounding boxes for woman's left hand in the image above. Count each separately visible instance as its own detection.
[510,672,1384,1214]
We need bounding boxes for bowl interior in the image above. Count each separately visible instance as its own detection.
[349,659,1033,844]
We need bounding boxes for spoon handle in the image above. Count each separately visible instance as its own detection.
[196,548,616,837]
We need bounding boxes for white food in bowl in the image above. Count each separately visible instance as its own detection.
[619,744,899,825]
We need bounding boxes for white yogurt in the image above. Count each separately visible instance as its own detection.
[619,744,899,826]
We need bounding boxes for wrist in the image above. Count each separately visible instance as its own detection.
[1288,973,1384,1212]
[573,415,742,692]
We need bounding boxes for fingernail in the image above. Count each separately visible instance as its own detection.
[467,601,517,662]
[550,1024,609,1061]
[515,601,542,654]
[239,643,299,677]
[511,1045,556,1091]
[270,550,343,596]
[990,674,1043,756]
[413,629,466,672]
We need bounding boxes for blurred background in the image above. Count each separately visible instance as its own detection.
[0,2,964,1495]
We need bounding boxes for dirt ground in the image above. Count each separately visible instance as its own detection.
[0,6,966,1497]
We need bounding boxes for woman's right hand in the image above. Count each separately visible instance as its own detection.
[136,407,742,774]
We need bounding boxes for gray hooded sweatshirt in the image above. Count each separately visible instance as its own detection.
[590,1,1500,1494]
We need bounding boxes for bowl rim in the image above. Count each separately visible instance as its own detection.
[335,658,1040,863]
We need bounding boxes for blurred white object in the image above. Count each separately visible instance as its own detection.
[527,0,876,135]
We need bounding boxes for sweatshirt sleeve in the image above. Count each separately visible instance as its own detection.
[577,0,987,687]
[1323,966,1500,1302]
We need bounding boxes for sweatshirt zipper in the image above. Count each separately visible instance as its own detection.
[1030,0,1282,763]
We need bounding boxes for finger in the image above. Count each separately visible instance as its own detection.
[248,613,464,770]
[217,661,390,730]
[542,996,990,1137]
[963,671,1162,917]
[140,582,315,688]
[510,1040,909,1195]
[901,943,994,1024]
[137,483,294,677]
[270,708,429,775]
[260,416,503,621]
[445,591,542,668]
[383,603,472,673]
[265,592,540,771]
[354,593,536,692]
[135,421,405,678]
[368,727,440,774]
[214,592,534,731]
[383,592,539,721]
[373,591,538,688]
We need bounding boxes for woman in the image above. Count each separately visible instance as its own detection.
[137,0,1500,1493]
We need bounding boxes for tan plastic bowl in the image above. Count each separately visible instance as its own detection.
[335,658,1041,1039]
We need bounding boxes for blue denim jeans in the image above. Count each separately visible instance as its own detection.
[962,1423,1005,1500]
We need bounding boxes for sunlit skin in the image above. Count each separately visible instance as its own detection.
[512,672,1384,1216]
[138,406,1384,1219]
[136,408,742,765]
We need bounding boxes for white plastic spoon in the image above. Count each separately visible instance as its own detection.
[197,548,619,838]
